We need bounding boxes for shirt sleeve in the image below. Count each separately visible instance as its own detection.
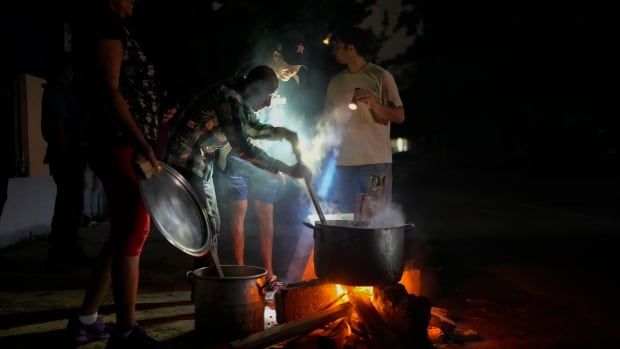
[381,71,403,107]
[246,112,278,140]
[216,98,283,173]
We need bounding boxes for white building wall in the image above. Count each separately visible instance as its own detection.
[0,74,54,248]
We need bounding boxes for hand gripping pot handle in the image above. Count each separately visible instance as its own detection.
[186,270,195,302]
[405,223,415,235]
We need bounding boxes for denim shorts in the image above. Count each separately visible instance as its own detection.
[226,156,280,203]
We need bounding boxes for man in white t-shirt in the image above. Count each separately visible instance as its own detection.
[324,27,405,211]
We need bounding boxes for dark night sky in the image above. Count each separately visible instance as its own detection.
[2,0,619,176]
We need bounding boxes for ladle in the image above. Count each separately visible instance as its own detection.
[304,177,326,225]
[293,148,326,225]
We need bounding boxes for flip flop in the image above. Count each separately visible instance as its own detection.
[266,275,285,292]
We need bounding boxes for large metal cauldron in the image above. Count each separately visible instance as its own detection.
[308,220,413,286]
[187,265,267,340]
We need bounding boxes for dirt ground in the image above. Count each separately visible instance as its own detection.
[1,157,619,348]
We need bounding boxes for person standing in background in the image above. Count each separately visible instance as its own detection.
[41,55,90,265]
[324,27,405,212]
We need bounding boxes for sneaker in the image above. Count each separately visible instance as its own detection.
[66,316,110,344]
[105,325,160,349]
[264,275,285,304]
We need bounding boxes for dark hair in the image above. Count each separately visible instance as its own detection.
[244,65,279,90]
[332,27,377,58]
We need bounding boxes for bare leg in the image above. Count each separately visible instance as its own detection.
[285,227,316,283]
[79,247,141,333]
[230,200,248,265]
[253,200,274,278]
[80,244,112,316]
[111,255,140,332]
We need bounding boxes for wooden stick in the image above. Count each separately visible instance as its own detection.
[229,302,352,349]
[304,178,327,224]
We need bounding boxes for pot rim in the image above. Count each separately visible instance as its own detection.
[191,265,267,280]
[314,220,414,230]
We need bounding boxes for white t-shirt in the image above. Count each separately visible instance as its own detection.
[325,63,403,166]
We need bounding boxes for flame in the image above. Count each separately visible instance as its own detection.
[322,36,331,46]
[335,284,374,302]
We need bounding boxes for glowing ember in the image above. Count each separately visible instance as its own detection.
[335,284,374,302]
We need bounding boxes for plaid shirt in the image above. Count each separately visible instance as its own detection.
[163,85,282,178]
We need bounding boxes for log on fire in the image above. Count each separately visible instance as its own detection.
[372,283,432,348]
[229,302,352,349]
[347,292,401,348]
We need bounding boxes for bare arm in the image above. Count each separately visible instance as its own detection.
[354,72,405,124]
[216,99,310,179]
[354,89,405,124]
[95,39,158,167]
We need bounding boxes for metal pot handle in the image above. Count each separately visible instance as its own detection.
[256,278,269,296]
[186,271,195,302]
[303,221,315,230]
[404,223,415,236]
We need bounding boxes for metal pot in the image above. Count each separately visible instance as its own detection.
[305,220,413,286]
[187,265,267,340]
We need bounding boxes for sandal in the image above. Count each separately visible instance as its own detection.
[266,275,285,292]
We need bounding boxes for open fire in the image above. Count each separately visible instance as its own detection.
[232,274,432,349]
[335,284,374,303]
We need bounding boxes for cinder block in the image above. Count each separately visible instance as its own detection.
[398,260,421,296]
[275,279,339,323]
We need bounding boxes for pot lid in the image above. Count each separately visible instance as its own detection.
[139,163,214,257]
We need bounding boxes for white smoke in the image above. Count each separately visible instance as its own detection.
[367,201,406,228]
[297,117,342,175]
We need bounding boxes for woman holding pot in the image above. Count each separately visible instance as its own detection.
[66,0,164,347]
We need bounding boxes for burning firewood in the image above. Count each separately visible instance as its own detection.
[347,291,402,348]
[372,283,432,348]
[343,332,369,349]
[229,302,352,349]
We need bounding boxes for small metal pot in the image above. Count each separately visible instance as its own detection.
[305,220,413,286]
[187,265,267,340]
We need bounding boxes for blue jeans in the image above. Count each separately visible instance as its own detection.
[333,163,392,212]
[83,166,106,218]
